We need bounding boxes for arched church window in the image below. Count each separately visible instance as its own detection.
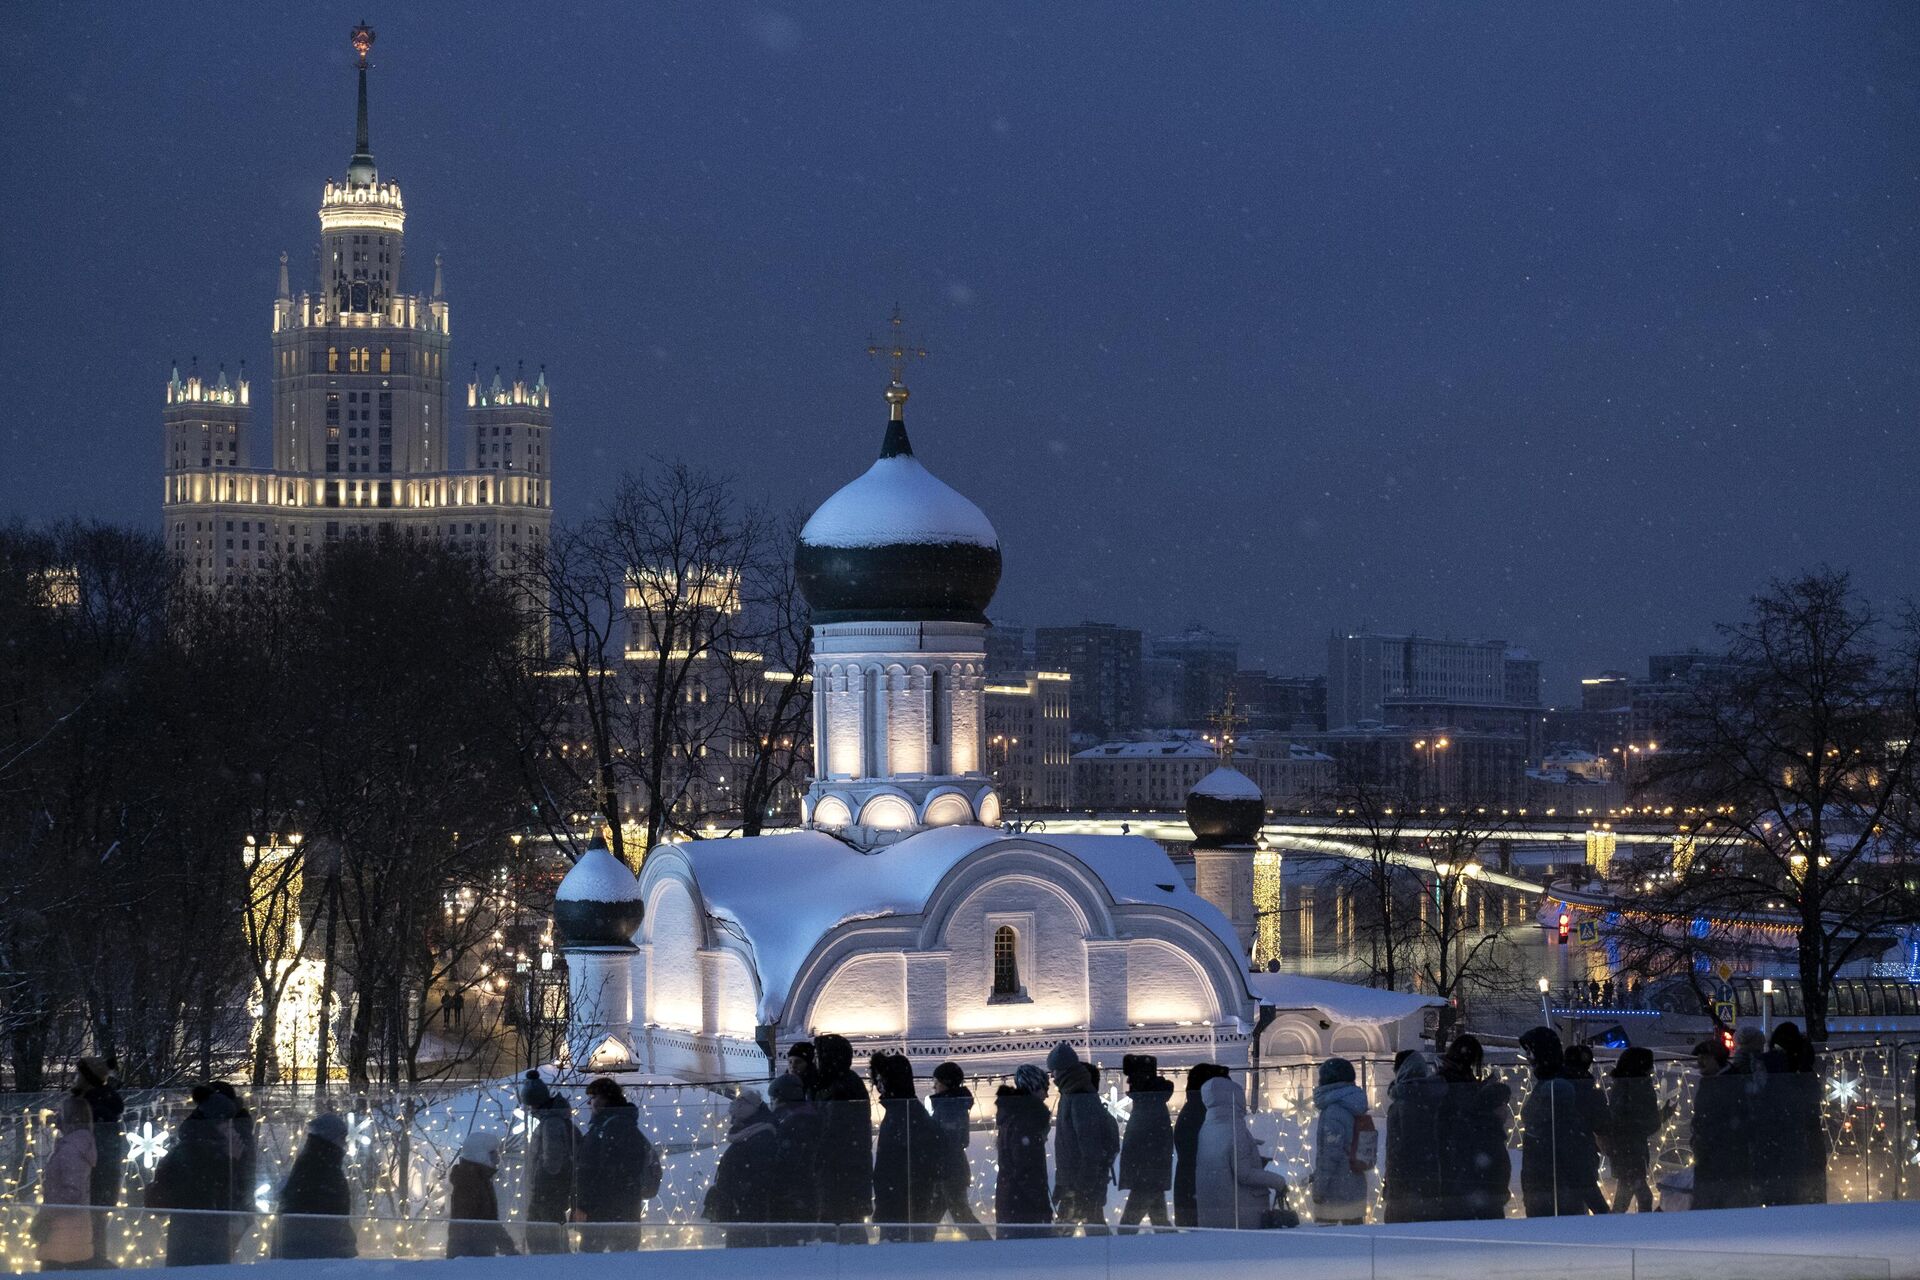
[380,348,392,373]
[992,925,1021,997]
[327,347,339,373]
[929,669,948,774]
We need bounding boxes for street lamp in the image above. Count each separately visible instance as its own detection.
[1762,978,1775,1036]
[1538,975,1552,1026]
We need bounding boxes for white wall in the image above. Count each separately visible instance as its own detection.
[943,876,1090,1033]
[810,953,908,1036]
[644,880,703,1032]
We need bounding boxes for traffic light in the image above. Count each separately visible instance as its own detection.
[1558,912,1571,943]
[1719,1028,1735,1055]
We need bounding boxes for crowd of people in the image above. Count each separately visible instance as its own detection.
[1297,1022,1827,1225]
[26,1025,1834,1265]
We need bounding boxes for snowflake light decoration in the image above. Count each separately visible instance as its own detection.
[343,1112,375,1156]
[127,1120,171,1169]
[1100,1084,1133,1126]
[509,1106,530,1138]
[255,1180,274,1213]
[1827,1074,1861,1106]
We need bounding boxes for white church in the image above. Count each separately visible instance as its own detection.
[552,342,1436,1080]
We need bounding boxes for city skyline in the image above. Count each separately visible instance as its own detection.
[5,3,1917,697]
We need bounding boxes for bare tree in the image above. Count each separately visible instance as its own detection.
[727,513,814,836]
[1319,765,1420,991]
[1634,570,1920,1040]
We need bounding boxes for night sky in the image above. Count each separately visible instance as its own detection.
[6,3,1917,699]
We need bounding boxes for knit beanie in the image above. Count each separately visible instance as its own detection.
[1317,1056,1356,1086]
[1045,1042,1080,1075]
[308,1112,349,1148]
[1014,1065,1049,1097]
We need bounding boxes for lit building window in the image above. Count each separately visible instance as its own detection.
[992,925,1020,997]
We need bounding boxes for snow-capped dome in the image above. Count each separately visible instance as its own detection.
[553,837,645,948]
[796,416,1001,625]
[1186,765,1265,845]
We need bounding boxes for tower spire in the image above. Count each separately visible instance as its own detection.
[866,305,927,456]
[346,23,377,186]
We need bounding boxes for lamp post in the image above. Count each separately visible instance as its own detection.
[1538,975,1553,1027]
[1762,977,1774,1037]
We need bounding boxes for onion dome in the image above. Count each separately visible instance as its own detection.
[1186,765,1266,845]
[553,835,644,949]
[796,366,1001,625]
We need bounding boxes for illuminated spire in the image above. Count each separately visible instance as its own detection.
[346,23,377,186]
[866,306,927,456]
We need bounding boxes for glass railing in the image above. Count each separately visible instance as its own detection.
[1,1036,1913,1267]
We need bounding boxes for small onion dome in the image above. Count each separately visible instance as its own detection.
[553,837,645,948]
[1186,765,1266,845]
[795,417,1001,625]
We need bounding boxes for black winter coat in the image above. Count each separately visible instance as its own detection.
[1117,1078,1174,1193]
[770,1101,824,1223]
[873,1097,944,1226]
[523,1105,578,1224]
[446,1160,516,1257]
[1691,1068,1761,1210]
[1383,1072,1449,1222]
[274,1136,357,1259]
[575,1103,653,1222]
[994,1088,1053,1227]
[1436,1066,1511,1221]
[1520,1075,1602,1214]
[928,1088,973,1183]
[82,1084,126,1207]
[1171,1089,1207,1226]
[811,1070,874,1224]
[146,1111,242,1267]
[706,1118,780,1244]
[1605,1076,1661,1183]
[1051,1062,1118,1200]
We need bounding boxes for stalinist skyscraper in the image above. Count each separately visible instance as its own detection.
[162,25,553,587]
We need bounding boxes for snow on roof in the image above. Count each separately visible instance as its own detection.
[555,844,643,904]
[1191,765,1262,801]
[799,455,998,549]
[1246,971,1443,1025]
[666,826,1245,1023]
[1074,739,1219,760]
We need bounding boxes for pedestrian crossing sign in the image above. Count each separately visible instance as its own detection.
[1714,1000,1736,1026]
[1576,919,1598,944]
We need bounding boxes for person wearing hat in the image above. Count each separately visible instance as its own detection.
[808,1034,873,1236]
[703,1091,780,1248]
[33,1091,96,1270]
[1518,1028,1604,1217]
[147,1087,244,1267]
[1046,1043,1119,1235]
[273,1113,357,1259]
[1193,1070,1288,1229]
[1436,1034,1512,1221]
[1306,1057,1373,1226]
[1115,1054,1175,1232]
[519,1071,578,1254]
[446,1132,517,1258]
[75,1058,125,1261]
[1171,1063,1230,1227]
[994,1066,1053,1238]
[575,1077,658,1251]
[869,1052,943,1243]
[927,1062,991,1241]
[1604,1047,1664,1213]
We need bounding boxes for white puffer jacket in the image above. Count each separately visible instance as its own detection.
[1193,1076,1287,1228]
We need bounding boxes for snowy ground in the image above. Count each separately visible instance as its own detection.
[142,1203,1920,1280]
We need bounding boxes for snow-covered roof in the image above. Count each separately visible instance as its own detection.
[661,826,1245,1023]
[1074,739,1219,760]
[555,844,643,904]
[798,455,998,549]
[1247,972,1443,1025]
[1191,765,1262,801]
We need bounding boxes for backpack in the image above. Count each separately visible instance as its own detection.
[1348,1112,1378,1174]
[637,1134,663,1200]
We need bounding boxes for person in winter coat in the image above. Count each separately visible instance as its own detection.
[927,1062,990,1240]
[1383,1051,1449,1222]
[994,1066,1054,1239]
[1766,1023,1826,1206]
[76,1058,125,1261]
[1604,1048,1664,1213]
[1436,1035,1511,1221]
[1047,1042,1119,1234]
[34,1092,97,1270]
[574,1078,656,1251]
[767,1071,823,1241]
[1116,1054,1175,1232]
[147,1088,244,1267]
[209,1082,259,1239]
[1172,1063,1230,1227]
[1307,1058,1373,1225]
[1193,1075,1288,1229]
[869,1052,944,1242]
[1689,1036,1752,1210]
[1517,1028,1606,1217]
[520,1071,578,1253]
[809,1033,874,1236]
[273,1113,357,1259]
[447,1132,517,1258]
[705,1092,780,1248]
[1562,1045,1613,1215]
